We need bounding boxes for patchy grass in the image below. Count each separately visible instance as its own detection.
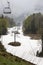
[24,34,41,40]
[8,42,21,46]
[0,42,35,65]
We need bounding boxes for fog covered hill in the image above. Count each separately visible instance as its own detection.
[14,12,30,25]
[0,0,43,26]
[1,0,43,17]
[14,0,43,25]
[34,0,43,13]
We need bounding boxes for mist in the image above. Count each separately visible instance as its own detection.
[0,0,43,17]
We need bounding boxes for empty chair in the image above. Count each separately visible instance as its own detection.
[3,1,11,14]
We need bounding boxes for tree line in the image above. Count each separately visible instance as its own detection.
[0,15,15,36]
[23,13,43,34]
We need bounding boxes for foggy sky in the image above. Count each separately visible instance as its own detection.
[0,0,43,17]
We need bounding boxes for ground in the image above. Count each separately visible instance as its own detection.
[0,42,35,65]
[8,42,21,46]
[0,26,42,65]
[24,34,41,40]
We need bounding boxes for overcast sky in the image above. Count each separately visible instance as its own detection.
[0,0,43,17]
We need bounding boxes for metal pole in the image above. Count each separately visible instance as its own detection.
[14,33,16,42]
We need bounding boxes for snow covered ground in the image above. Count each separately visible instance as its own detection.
[0,38,1,41]
[0,26,43,65]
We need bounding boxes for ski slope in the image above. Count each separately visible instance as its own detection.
[1,26,43,65]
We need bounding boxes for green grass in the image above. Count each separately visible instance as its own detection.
[0,42,35,65]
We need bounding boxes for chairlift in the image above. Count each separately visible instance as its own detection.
[3,1,11,14]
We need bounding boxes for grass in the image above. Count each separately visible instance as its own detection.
[8,42,21,46]
[0,42,35,65]
[24,34,41,40]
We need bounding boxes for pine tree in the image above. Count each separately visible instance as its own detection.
[0,18,8,35]
[31,14,36,34]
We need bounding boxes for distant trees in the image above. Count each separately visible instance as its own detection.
[23,13,43,34]
[0,15,15,36]
[0,17,8,35]
[5,16,15,27]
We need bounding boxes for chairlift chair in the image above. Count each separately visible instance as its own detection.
[3,1,11,14]
[3,8,11,14]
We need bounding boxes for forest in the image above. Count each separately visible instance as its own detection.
[23,13,43,35]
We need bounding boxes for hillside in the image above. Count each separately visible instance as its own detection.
[0,42,35,65]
